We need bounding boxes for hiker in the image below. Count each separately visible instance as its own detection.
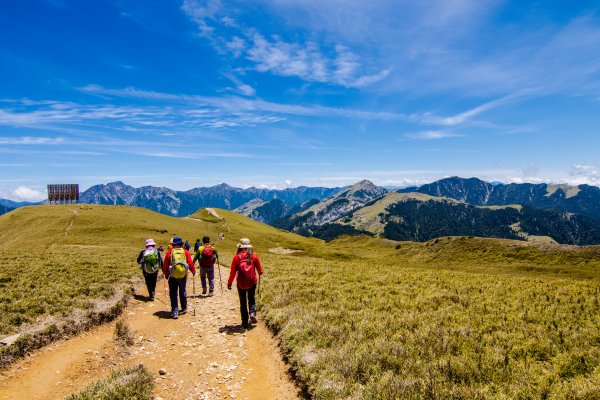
[193,236,219,296]
[228,238,263,328]
[184,240,191,251]
[163,237,196,319]
[194,238,201,253]
[136,239,163,301]
[168,237,174,252]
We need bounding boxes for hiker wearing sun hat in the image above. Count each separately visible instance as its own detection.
[228,238,263,328]
[163,237,196,319]
[136,238,163,301]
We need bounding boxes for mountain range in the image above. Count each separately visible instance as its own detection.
[77,181,339,216]
[3,177,600,245]
[273,177,600,245]
[400,177,600,220]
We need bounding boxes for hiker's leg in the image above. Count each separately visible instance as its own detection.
[237,287,249,325]
[179,276,188,311]
[208,266,215,293]
[142,270,151,296]
[248,284,257,319]
[200,266,207,292]
[148,272,158,299]
[168,278,179,313]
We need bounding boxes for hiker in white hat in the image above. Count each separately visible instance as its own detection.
[228,238,263,328]
[136,238,163,301]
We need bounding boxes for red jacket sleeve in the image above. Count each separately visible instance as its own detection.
[253,253,263,275]
[185,250,196,274]
[163,250,172,278]
[228,254,239,286]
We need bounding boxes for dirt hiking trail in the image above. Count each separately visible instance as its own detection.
[0,277,300,400]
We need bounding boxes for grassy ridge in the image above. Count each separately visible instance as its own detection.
[259,237,600,399]
[0,205,313,336]
[2,205,600,398]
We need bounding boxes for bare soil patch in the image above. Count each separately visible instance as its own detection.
[268,247,302,255]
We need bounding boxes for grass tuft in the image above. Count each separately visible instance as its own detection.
[65,364,154,400]
[114,320,135,347]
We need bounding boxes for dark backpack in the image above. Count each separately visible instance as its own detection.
[200,245,215,267]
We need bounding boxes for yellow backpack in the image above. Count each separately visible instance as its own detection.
[170,248,188,279]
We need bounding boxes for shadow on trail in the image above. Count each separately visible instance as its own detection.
[153,311,173,319]
[133,293,152,302]
[218,324,255,335]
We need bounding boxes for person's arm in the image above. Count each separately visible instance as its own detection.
[192,248,199,264]
[186,250,196,275]
[163,251,171,278]
[227,254,238,287]
[253,253,263,275]
[136,250,144,264]
[214,249,219,264]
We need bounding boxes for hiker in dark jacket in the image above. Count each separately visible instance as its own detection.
[194,238,201,253]
[163,237,195,319]
[136,239,163,301]
[228,238,263,328]
[193,236,219,296]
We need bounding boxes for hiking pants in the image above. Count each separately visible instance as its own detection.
[142,270,158,299]
[200,265,215,292]
[168,276,187,314]
[237,285,257,325]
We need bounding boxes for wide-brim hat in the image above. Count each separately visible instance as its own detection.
[145,239,156,247]
[172,237,183,246]
[238,237,252,249]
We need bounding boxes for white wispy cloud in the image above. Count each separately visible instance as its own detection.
[79,84,497,125]
[569,164,600,186]
[11,186,46,202]
[405,130,463,140]
[181,0,391,88]
[0,136,67,145]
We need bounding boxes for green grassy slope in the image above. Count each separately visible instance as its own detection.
[259,236,600,399]
[2,205,600,399]
[0,204,320,336]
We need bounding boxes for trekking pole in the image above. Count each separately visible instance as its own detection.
[163,274,167,310]
[192,271,196,316]
[216,255,223,295]
[258,274,261,297]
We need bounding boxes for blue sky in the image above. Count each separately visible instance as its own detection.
[1,0,600,201]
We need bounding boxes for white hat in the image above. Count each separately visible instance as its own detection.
[145,239,156,247]
[238,238,252,249]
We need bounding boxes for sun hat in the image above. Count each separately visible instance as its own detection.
[145,239,156,247]
[238,238,252,249]
[172,237,183,246]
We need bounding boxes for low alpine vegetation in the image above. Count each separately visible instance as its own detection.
[65,364,154,400]
[114,320,135,347]
[259,237,600,399]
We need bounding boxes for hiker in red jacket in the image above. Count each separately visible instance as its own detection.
[228,238,263,329]
[163,237,195,319]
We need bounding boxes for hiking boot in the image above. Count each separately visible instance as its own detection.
[249,315,257,324]
[202,289,207,295]
[180,309,187,315]
[172,312,179,319]
[242,322,250,329]
[208,291,214,297]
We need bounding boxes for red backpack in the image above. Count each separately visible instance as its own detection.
[237,252,256,284]
[200,245,215,267]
